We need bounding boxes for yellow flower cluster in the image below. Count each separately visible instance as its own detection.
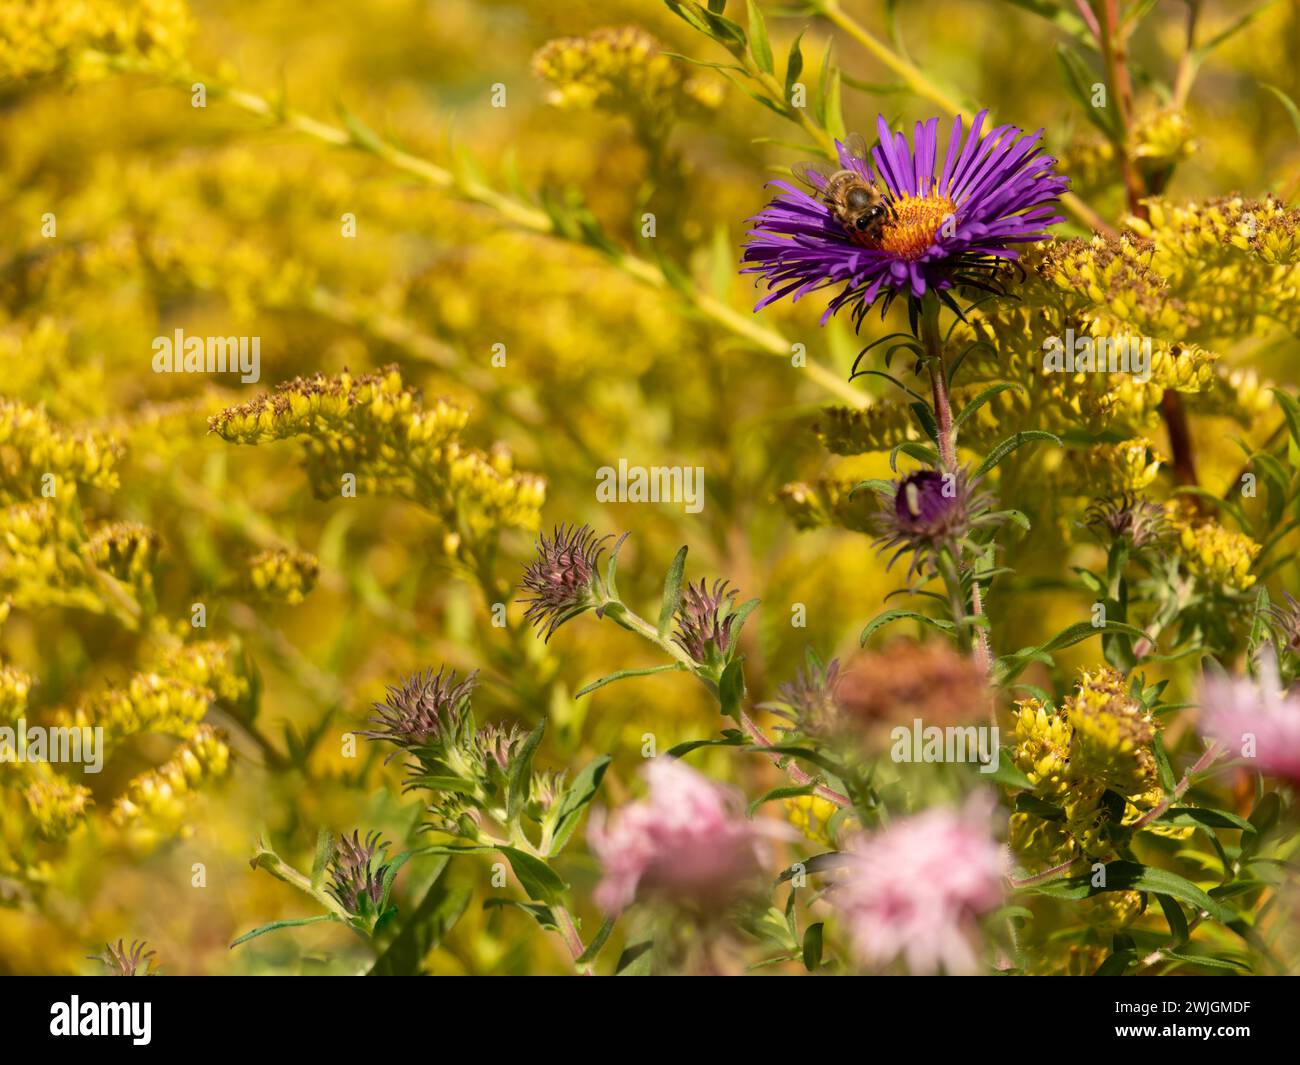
[1050,439,1163,497]
[144,638,250,708]
[111,724,231,848]
[1164,501,1260,593]
[244,548,319,605]
[24,770,93,842]
[785,794,839,846]
[0,664,32,724]
[0,0,192,86]
[0,398,121,503]
[532,26,721,140]
[209,366,545,537]
[87,521,157,589]
[82,671,211,744]
[1009,668,1184,874]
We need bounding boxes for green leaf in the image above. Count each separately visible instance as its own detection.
[745,0,773,74]
[575,663,686,699]
[657,545,689,638]
[549,755,612,855]
[953,383,1022,431]
[1023,860,1236,925]
[747,782,817,818]
[718,657,747,720]
[230,915,337,949]
[367,861,470,975]
[784,31,804,101]
[1198,3,1281,62]
[973,430,1062,478]
[615,940,655,975]
[498,846,568,905]
[801,922,824,971]
[1155,893,1189,947]
[860,608,955,646]
[1055,44,1117,140]
[576,916,617,965]
[1159,806,1254,833]
[603,530,630,601]
[507,720,546,822]
[1270,387,1300,448]
[995,619,1148,684]
[482,898,558,931]
[1262,84,1300,142]
[310,828,334,892]
[988,747,1034,790]
[776,851,853,883]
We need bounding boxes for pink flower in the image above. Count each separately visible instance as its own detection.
[833,795,1006,975]
[1199,649,1300,784]
[587,758,768,913]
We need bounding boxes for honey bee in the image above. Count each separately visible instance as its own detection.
[791,132,895,247]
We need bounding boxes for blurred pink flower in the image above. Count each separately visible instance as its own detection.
[1199,649,1300,784]
[588,757,768,913]
[834,795,1006,975]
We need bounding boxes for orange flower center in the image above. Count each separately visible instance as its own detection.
[879,194,958,260]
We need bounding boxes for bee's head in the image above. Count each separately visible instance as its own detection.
[855,205,885,230]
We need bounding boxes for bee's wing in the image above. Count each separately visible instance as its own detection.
[840,132,870,165]
[790,160,836,190]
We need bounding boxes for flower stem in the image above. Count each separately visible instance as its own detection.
[602,598,849,807]
[553,904,593,975]
[920,297,992,673]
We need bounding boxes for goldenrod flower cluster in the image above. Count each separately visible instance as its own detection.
[82,671,211,745]
[532,26,721,142]
[1009,668,1184,875]
[209,366,545,538]
[0,398,121,503]
[0,0,192,87]
[1163,501,1260,593]
[23,770,94,842]
[111,724,231,849]
[244,548,319,605]
[785,794,839,846]
[0,664,32,724]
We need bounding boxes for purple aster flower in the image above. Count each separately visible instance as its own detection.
[873,468,998,579]
[743,111,1067,327]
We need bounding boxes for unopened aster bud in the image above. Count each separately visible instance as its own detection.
[360,667,478,755]
[326,830,391,917]
[672,579,740,665]
[519,524,621,640]
[88,939,158,977]
[1084,493,1168,550]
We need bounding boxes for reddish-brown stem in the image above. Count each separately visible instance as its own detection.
[740,710,851,807]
